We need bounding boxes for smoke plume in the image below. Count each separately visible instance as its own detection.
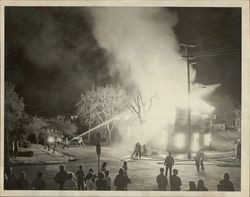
[90,7,219,147]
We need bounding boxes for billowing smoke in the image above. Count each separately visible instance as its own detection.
[90,7,219,148]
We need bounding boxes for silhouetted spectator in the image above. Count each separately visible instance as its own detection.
[31,171,46,190]
[75,165,85,190]
[170,169,182,191]
[217,173,235,191]
[114,168,128,190]
[104,170,111,190]
[197,179,208,191]
[87,177,96,190]
[156,168,168,191]
[85,168,94,182]
[85,168,96,190]
[122,161,128,176]
[54,165,68,190]
[4,166,17,190]
[164,152,174,177]
[64,173,76,190]
[96,171,108,190]
[187,181,196,191]
[16,171,29,190]
[101,161,108,173]
[122,161,130,184]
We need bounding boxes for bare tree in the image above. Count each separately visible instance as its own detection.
[76,85,128,144]
[129,89,157,124]
[128,89,157,152]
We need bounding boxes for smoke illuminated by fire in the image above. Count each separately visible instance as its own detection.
[90,7,219,147]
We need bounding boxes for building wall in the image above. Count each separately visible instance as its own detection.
[214,123,226,131]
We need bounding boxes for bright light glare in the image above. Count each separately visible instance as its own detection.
[191,133,199,152]
[204,133,211,146]
[47,136,55,143]
[174,133,185,149]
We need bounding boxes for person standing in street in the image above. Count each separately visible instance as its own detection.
[75,165,85,190]
[200,150,205,171]
[54,165,68,190]
[156,168,168,191]
[197,179,208,191]
[164,152,174,178]
[187,181,196,191]
[194,151,201,172]
[4,166,17,190]
[114,168,128,190]
[64,173,77,190]
[236,139,241,162]
[78,136,86,147]
[131,142,140,158]
[85,168,96,190]
[104,170,111,190]
[31,171,46,190]
[13,138,19,158]
[62,137,69,149]
[96,171,108,190]
[16,171,29,190]
[217,173,235,191]
[170,169,182,191]
[194,150,205,172]
[138,143,142,158]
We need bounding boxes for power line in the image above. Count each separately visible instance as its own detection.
[188,32,241,45]
[195,64,241,78]
[189,49,241,57]
[189,46,241,56]
[180,43,241,79]
[195,51,240,58]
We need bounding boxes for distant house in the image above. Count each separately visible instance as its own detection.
[212,106,241,132]
[213,119,226,131]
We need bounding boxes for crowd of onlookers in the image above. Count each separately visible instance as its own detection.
[156,167,235,191]
[4,161,130,191]
[4,159,235,191]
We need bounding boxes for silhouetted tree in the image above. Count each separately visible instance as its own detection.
[4,82,25,163]
[24,117,48,144]
[76,85,128,143]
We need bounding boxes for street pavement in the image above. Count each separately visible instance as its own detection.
[11,145,240,191]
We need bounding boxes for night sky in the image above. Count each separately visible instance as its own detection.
[5,7,241,116]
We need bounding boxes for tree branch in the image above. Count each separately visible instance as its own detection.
[146,94,157,113]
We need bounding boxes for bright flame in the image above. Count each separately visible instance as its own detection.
[47,136,55,143]
[191,133,200,152]
[174,133,185,149]
[204,133,211,146]
[90,7,219,148]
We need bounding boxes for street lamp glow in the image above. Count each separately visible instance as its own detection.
[47,136,55,143]
[174,133,185,149]
[204,133,211,146]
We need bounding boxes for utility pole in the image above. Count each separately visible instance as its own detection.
[180,43,197,160]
